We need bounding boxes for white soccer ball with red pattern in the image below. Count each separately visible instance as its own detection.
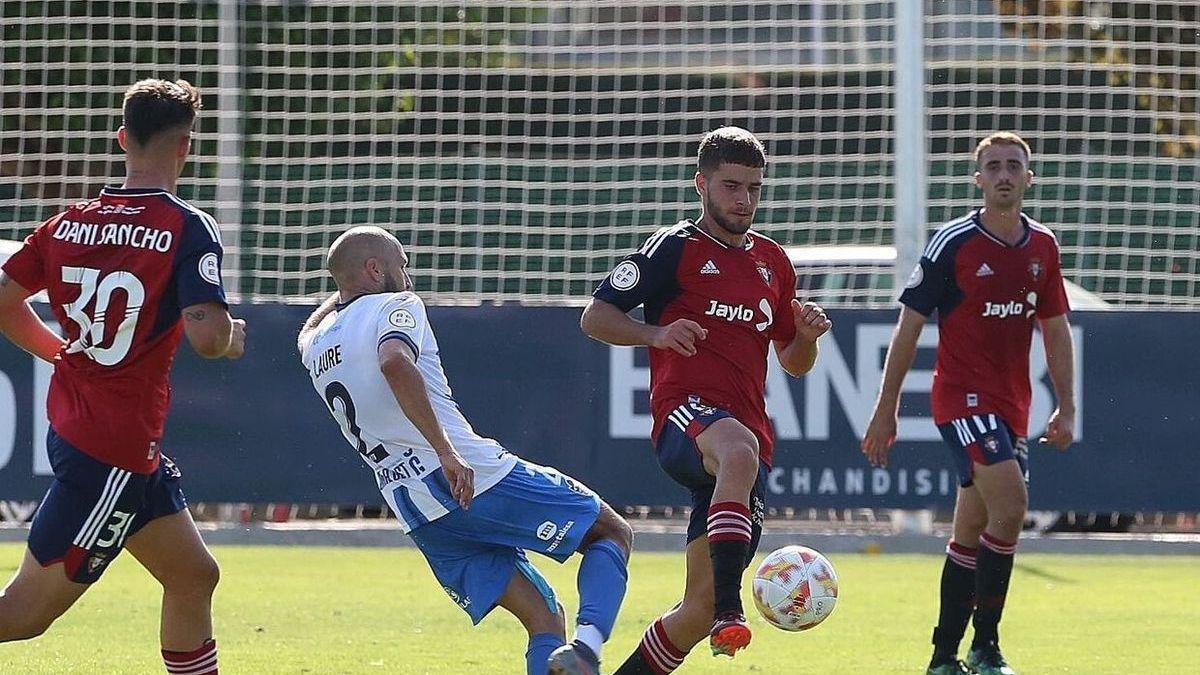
[752,545,839,631]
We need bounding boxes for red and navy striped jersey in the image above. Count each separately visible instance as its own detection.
[594,220,798,465]
[899,210,1069,437]
[2,187,227,473]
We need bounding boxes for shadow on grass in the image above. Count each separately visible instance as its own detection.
[1014,562,1076,583]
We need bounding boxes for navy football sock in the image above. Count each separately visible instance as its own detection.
[707,501,752,616]
[932,540,977,660]
[972,532,1016,649]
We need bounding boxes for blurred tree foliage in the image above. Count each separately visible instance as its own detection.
[996,1,1197,157]
[241,3,540,159]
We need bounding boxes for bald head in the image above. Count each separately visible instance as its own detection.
[327,226,410,296]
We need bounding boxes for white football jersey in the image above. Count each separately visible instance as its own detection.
[300,292,517,532]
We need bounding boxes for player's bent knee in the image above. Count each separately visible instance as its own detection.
[584,504,634,557]
[992,504,1027,533]
[163,554,220,597]
[198,556,220,594]
[607,513,634,557]
[715,440,758,477]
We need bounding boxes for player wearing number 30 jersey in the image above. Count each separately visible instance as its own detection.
[5,186,228,474]
[299,227,632,675]
[0,79,244,674]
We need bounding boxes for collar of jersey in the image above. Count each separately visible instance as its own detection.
[970,209,1031,248]
[100,186,171,197]
[334,293,374,311]
[686,219,756,251]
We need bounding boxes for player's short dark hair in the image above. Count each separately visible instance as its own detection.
[122,78,201,146]
[974,132,1032,166]
[697,126,767,176]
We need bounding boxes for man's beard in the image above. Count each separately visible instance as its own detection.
[382,273,406,293]
[706,197,752,235]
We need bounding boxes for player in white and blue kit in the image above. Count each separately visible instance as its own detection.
[298,227,631,675]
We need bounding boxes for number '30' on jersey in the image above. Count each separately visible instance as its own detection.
[1,187,227,474]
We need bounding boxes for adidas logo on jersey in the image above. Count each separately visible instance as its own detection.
[976,263,994,277]
[701,260,720,275]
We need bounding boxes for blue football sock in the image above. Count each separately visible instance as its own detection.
[576,539,629,642]
[526,632,565,675]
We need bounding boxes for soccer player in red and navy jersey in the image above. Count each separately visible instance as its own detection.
[583,127,831,672]
[0,79,245,674]
[862,132,1076,675]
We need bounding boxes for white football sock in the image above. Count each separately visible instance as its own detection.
[574,623,605,660]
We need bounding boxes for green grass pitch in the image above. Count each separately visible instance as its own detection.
[2,543,1196,673]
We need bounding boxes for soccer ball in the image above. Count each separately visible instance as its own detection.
[752,545,839,632]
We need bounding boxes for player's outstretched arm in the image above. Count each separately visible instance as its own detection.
[182,302,246,359]
[1038,314,1075,450]
[377,339,474,508]
[861,306,926,467]
[775,299,832,377]
[0,272,65,363]
[297,292,339,353]
[580,298,707,356]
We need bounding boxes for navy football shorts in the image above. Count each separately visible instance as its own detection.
[936,413,1029,489]
[28,429,188,583]
[654,396,767,566]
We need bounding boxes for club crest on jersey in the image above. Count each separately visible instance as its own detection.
[388,309,417,329]
[756,262,772,284]
[1029,258,1042,280]
[86,552,110,574]
[981,434,1000,454]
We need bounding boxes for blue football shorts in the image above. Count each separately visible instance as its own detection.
[29,428,188,583]
[407,459,601,624]
[936,412,1029,488]
[654,397,767,566]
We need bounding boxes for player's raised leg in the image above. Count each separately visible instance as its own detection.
[694,417,758,655]
[0,429,154,644]
[0,550,89,642]
[928,485,988,675]
[964,458,1026,675]
[125,509,220,675]
[548,501,633,675]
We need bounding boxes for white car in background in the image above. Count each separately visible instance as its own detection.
[786,245,1111,310]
